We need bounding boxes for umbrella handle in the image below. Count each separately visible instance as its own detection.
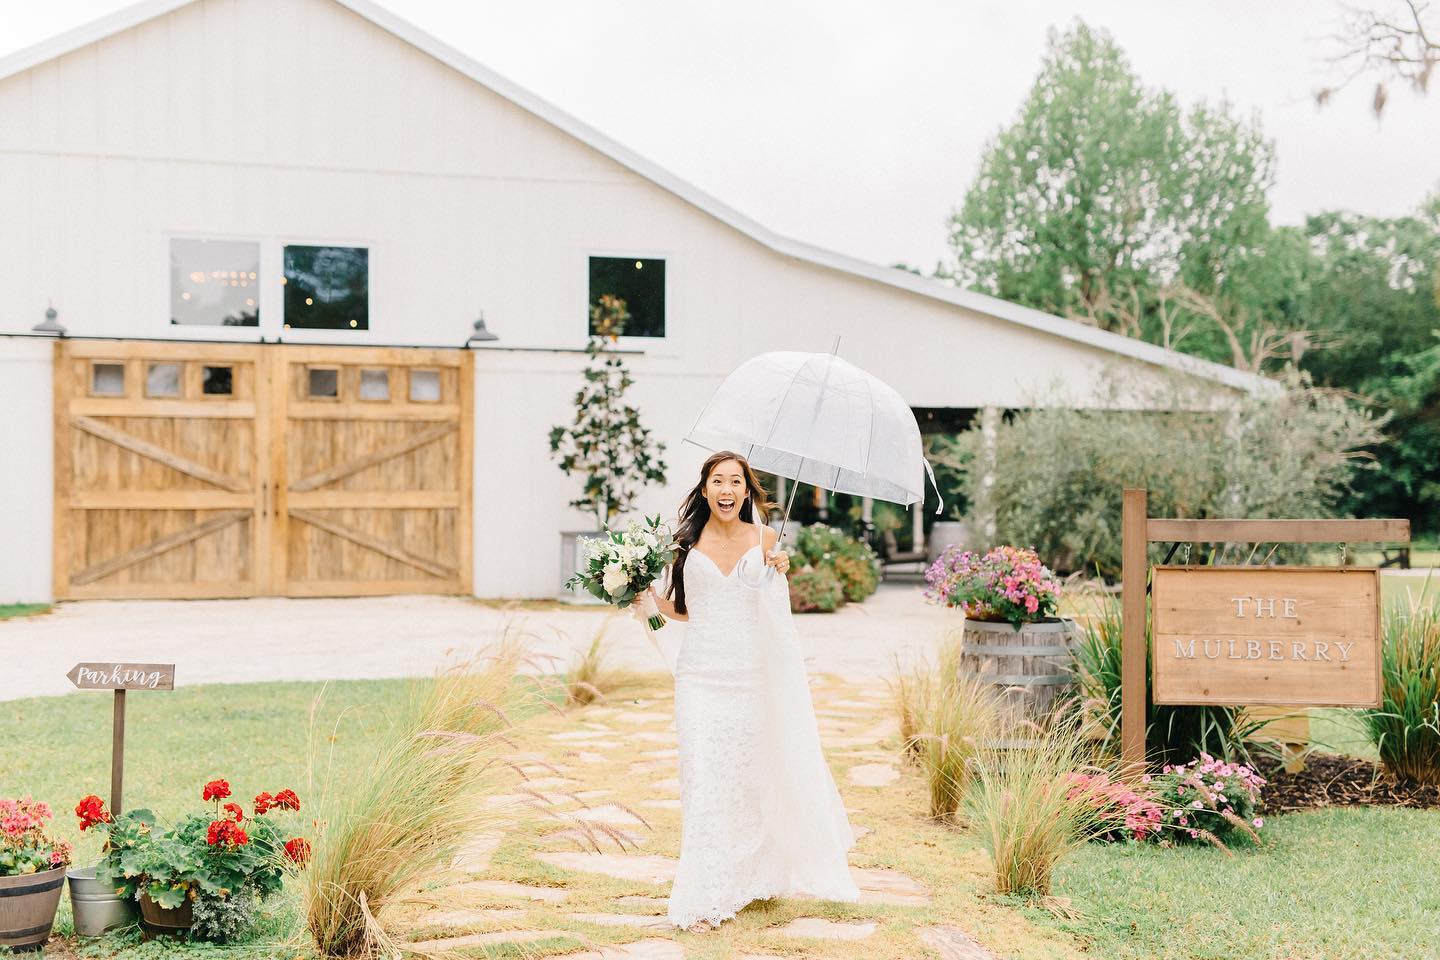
[776,456,805,542]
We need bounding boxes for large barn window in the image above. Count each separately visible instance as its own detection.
[169,239,260,326]
[588,256,665,338]
[283,245,369,330]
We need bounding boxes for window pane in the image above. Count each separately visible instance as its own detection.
[91,362,125,396]
[284,245,369,330]
[588,256,665,338]
[308,368,339,399]
[146,363,181,397]
[202,366,233,396]
[409,369,440,402]
[170,239,259,326]
[359,368,390,401]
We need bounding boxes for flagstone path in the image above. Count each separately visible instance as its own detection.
[401,674,1002,960]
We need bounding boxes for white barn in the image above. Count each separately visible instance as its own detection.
[0,0,1267,604]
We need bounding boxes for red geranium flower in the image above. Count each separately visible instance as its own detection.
[272,788,301,811]
[283,837,311,864]
[253,792,273,816]
[223,802,245,822]
[74,795,112,832]
[201,779,231,802]
[206,819,249,847]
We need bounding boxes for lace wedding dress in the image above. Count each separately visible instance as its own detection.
[665,522,859,929]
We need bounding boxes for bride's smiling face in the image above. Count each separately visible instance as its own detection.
[705,459,748,521]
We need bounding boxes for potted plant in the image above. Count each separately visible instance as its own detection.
[95,780,308,941]
[549,294,668,600]
[68,795,137,936]
[0,796,74,951]
[924,545,1076,719]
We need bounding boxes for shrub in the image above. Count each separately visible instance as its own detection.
[1071,594,1276,766]
[792,523,880,606]
[1064,772,1162,842]
[1145,754,1265,846]
[789,566,845,613]
[192,888,257,943]
[1361,589,1440,783]
[924,545,1061,626]
[929,371,1384,577]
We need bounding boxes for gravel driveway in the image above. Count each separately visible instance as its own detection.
[2,582,952,702]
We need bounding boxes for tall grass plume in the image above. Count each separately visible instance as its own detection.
[566,617,644,707]
[1363,584,1440,783]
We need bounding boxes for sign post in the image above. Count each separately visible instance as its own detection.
[1120,489,1407,772]
[66,662,175,815]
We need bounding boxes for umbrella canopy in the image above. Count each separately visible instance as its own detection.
[684,351,937,508]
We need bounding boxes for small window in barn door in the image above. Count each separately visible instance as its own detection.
[202,366,233,396]
[146,363,182,398]
[307,366,340,400]
[90,362,126,397]
[358,368,390,401]
[408,369,441,403]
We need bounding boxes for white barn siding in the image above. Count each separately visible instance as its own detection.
[0,0,1255,601]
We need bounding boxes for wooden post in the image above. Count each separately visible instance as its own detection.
[111,689,126,815]
[1121,488,1148,773]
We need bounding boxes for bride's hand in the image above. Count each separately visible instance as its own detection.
[764,549,791,574]
[630,587,657,621]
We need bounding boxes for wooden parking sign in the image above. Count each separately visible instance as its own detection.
[1151,567,1381,707]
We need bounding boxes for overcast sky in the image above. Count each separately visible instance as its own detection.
[6,0,1439,269]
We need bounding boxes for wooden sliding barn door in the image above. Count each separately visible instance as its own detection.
[54,341,472,599]
[53,341,268,599]
[271,346,472,597]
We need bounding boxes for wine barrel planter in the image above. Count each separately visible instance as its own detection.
[138,892,193,939]
[67,867,137,937]
[0,865,67,952]
[959,617,1079,724]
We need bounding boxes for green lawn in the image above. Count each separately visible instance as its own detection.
[6,680,1439,960]
[1045,807,1440,960]
[0,602,50,620]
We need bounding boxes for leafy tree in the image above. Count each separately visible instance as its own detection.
[946,20,1277,360]
[549,295,668,527]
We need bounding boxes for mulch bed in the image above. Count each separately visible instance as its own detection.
[1257,753,1440,812]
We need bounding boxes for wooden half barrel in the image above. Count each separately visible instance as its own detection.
[139,892,193,938]
[0,865,67,952]
[958,618,1079,723]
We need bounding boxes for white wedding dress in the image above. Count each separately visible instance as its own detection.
[665,521,860,929]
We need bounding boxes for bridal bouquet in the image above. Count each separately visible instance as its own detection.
[568,515,678,630]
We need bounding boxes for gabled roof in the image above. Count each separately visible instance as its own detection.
[0,0,1273,394]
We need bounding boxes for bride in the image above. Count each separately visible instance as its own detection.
[644,451,859,932]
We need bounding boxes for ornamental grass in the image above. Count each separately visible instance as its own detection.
[962,713,1115,899]
[1362,585,1440,784]
[894,638,1002,820]
[301,643,541,958]
[565,617,645,707]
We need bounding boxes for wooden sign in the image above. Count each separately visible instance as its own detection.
[66,662,175,691]
[65,661,176,817]
[1152,567,1381,708]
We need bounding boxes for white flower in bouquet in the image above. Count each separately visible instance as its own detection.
[566,514,679,630]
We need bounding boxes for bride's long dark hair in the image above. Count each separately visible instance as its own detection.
[667,451,778,615]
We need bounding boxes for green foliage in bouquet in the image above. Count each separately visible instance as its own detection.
[566,515,678,629]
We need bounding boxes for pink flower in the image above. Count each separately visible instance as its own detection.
[1252,817,1264,829]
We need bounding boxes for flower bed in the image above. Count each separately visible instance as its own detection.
[787,524,880,613]
[925,544,1061,626]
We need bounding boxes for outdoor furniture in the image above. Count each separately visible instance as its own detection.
[880,530,928,579]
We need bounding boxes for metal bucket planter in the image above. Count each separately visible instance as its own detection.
[138,892,192,939]
[0,865,67,952]
[959,617,1078,733]
[67,867,137,937]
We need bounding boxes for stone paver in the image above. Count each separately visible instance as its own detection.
[568,911,672,931]
[628,759,672,774]
[416,907,527,927]
[536,851,678,884]
[569,940,685,960]
[522,776,580,791]
[639,798,682,809]
[916,925,1000,959]
[649,777,680,793]
[548,826,646,849]
[573,751,610,764]
[851,867,931,905]
[641,747,679,758]
[450,879,570,903]
[775,917,878,940]
[847,763,900,787]
[410,929,568,950]
[551,730,615,742]
[451,830,504,872]
[612,895,668,911]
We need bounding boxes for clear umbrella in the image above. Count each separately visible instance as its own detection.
[684,347,940,536]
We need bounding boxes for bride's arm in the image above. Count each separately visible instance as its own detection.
[650,587,687,622]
